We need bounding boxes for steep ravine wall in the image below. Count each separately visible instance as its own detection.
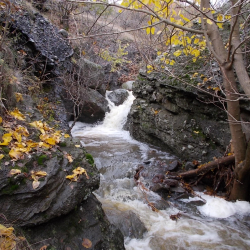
[127,71,233,162]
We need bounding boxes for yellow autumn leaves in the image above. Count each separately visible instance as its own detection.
[0,124,55,160]
[9,169,48,189]
[0,109,66,160]
[0,224,16,250]
[66,167,89,182]
[120,0,235,74]
[0,224,25,250]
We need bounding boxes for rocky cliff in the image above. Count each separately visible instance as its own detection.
[0,2,125,249]
[127,70,232,162]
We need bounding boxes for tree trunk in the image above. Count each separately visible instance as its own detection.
[231,0,250,98]
[201,0,249,201]
[230,142,250,201]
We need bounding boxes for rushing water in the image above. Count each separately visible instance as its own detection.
[71,91,250,250]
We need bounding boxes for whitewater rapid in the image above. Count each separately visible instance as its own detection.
[71,90,250,250]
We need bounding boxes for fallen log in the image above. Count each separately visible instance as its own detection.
[169,155,235,179]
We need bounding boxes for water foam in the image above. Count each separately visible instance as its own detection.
[197,193,250,218]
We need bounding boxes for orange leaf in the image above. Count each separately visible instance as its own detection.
[82,238,92,248]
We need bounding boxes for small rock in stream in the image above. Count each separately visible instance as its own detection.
[165,160,180,171]
[163,179,179,187]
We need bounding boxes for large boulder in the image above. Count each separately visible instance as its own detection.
[0,137,100,227]
[60,87,110,123]
[80,89,110,123]
[107,89,129,106]
[102,202,147,239]
[77,58,106,95]
[20,194,125,250]
[122,81,134,90]
[127,71,232,162]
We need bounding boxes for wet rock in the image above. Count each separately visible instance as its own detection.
[80,89,110,123]
[150,183,170,192]
[0,138,100,227]
[103,208,147,239]
[152,174,165,183]
[122,81,134,90]
[127,71,234,162]
[60,87,110,123]
[153,199,171,210]
[166,160,180,171]
[107,89,129,106]
[21,195,125,250]
[163,179,179,187]
[171,186,186,193]
[185,161,196,170]
[192,185,206,192]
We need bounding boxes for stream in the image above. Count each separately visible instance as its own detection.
[71,91,250,250]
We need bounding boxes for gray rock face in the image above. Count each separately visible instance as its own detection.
[21,194,125,250]
[10,11,109,124]
[77,58,106,94]
[0,138,100,227]
[128,72,232,161]
[80,89,110,123]
[12,12,73,64]
[103,205,147,239]
[61,87,110,123]
[107,89,129,106]
[122,81,134,90]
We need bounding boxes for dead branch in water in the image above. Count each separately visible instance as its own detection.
[171,155,235,179]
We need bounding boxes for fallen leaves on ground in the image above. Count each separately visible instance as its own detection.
[10,108,25,121]
[9,169,21,175]
[64,153,73,163]
[0,224,16,250]
[15,93,23,102]
[0,224,27,250]
[0,118,65,160]
[31,170,47,189]
[0,133,13,145]
[66,167,89,182]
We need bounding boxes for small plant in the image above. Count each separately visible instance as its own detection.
[37,155,47,165]
[99,40,131,72]
[85,153,94,166]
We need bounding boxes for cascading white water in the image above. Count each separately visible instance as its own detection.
[71,90,250,250]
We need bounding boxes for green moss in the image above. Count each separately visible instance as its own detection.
[85,153,94,165]
[1,184,19,194]
[1,177,20,195]
[48,246,57,250]
[37,155,47,165]
[59,142,67,147]
[2,146,10,154]
[192,129,206,140]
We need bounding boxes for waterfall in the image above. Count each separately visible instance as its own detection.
[102,91,135,130]
[71,90,250,250]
